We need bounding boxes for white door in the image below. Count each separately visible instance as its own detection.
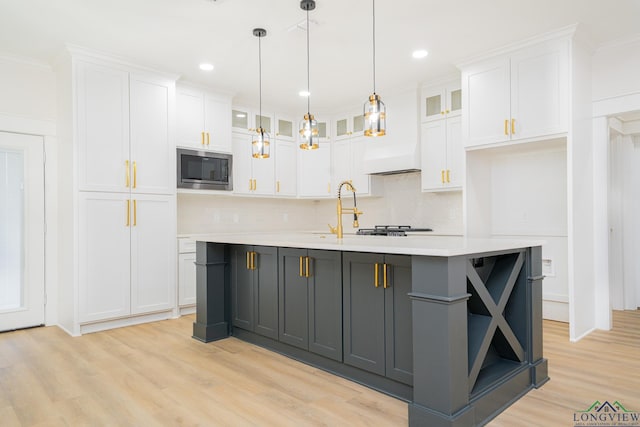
[0,132,45,331]
[78,192,131,323]
[129,73,173,195]
[251,154,275,195]
[350,136,371,195]
[421,120,447,191]
[332,139,351,191]
[178,252,197,306]
[232,134,254,195]
[130,194,175,314]
[445,116,464,188]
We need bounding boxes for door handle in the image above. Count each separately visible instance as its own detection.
[446,169,450,183]
[441,170,445,184]
[201,131,205,145]
[383,263,389,289]
[126,200,130,226]
[133,200,137,226]
[511,118,516,135]
[251,251,257,270]
[246,251,251,270]
[125,160,130,188]
[504,119,509,135]
[374,263,379,288]
[299,256,304,277]
[207,132,210,145]
[305,256,310,278]
[133,161,137,189]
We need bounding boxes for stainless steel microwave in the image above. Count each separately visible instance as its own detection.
[177,148,233,191]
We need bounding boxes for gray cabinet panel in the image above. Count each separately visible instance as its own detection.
[231,245,253,330]
[343,252,386,376]
[253,246,278,340]
[279,248,342,362]
[278,248,309,349]
[308,249,342,361]
[385,254,413,386]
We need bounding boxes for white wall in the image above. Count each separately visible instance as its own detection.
[465,139,569,322]
[592,36,640,102]
[177,173,464,235]
[0,55,56,121]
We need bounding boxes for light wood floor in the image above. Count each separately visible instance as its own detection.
[0,310,638,427]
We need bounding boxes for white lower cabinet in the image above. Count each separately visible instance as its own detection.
[178,238,197,308]
[78,192,175,323]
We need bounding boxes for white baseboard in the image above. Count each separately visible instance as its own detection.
[543,299,569,322]
[78,310,174,335]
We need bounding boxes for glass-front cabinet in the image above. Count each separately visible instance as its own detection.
[231,106,274,135]
[334,111,365,140]
[421,80,462,122]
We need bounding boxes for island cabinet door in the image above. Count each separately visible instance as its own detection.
[231,245,254,331]
[384,255,413,386]
[253,246,279,340]
[308,250,342,362]
[278,248,309,350]
[343,252,386,376]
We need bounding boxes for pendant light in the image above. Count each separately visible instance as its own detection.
[363,0,386,137]
[252,28,270,158]
[299,0,319,150]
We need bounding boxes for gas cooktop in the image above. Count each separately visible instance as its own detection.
[356,225,433,236]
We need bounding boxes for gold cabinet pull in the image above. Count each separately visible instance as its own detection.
[299,256,304,277]
[446,169,450,183]
[133,161,137,189]
[383,263,389,289]
[201,131,205,145]
[441,170,445,184]
[276,181,280,193]
[374,263,379,288]
[246,251,251,270]
[445,109,450,114]
[206,132,210,145]
[511,118,516,135]
[253,179,257,191]
[327,183,331,194]
[504,119,509,135]
[126,200,130,226]
[125,160,130,187]
[251,252,257,270]
[305,256,310,278]
[133,200,137,226]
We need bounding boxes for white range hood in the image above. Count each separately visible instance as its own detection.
[360,88,421,175]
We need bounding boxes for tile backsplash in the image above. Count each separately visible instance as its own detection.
[177,172,463,235]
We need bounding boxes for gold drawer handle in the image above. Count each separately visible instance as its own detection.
[374,263,379,288]
[305,256,310,278]
[504,119,509,135]
[383,263,389,289]
[126,200,130,226]
[125,160,130,187]
[299,256,304,277]
[511,118,516,135]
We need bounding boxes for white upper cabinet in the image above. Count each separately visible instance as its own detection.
[461,39,569,148]
[76,62,130,193]
[332,136,381,197]
[421,81,462,122]
[231,106,274,136]
[177,86,232,152]
[421,116,463,192]
[76,61,174,195]
[275,115,295,141]
[298,142,332,198]
[275,140,297,196]
[232,133,275,196]
[334,111,364,140]
[130,73,173,195]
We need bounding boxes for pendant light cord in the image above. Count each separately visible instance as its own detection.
[258,34,262,131]
[372,0,376,95]
[306,8,311,115]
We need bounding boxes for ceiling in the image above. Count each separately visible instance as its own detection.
[1,0,639,113]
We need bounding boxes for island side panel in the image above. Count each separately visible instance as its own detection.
[192,242,230,342]
[527,246,548,386]
[408,255,475,426]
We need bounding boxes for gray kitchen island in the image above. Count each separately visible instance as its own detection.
[190,232,548,426]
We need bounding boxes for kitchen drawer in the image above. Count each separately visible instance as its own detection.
[178,238,196,253]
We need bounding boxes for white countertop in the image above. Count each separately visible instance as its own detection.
[187,232,543,257]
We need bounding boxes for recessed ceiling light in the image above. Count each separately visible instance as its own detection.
[299,90,310,97]
[412,50,429,59]
[235,113,246,118]
[199,63,214,71]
